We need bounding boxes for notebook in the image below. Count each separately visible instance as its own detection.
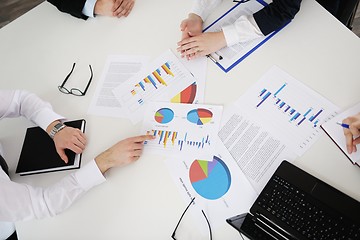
[16,119,86,176]
[321,101,360,167]
[226,160,360,240]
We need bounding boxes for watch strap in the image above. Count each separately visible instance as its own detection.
[49,122,66,139]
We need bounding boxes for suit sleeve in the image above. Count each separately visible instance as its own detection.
[253,0,302,35]
[47,0,88,20]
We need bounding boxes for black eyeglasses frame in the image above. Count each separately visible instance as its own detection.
[58,62,93,96]
[171,197,212,240]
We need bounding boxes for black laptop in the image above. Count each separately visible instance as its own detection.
[226,160,360,240]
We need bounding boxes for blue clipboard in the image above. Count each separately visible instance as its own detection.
[203,0,287,73]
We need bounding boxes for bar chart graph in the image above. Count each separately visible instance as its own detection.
[133,62,174,95]
[257,83,324,128]
[237,66,338,155]
[146,129,211,151]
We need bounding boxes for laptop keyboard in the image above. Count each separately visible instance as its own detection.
[257,175,360,240]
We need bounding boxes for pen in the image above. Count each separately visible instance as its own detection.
[336,122,350,129]
[207,54,218,63]
[213,52,223,60]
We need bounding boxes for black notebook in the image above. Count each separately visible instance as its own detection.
[16,119,86,176]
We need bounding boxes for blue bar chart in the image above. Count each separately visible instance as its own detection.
[234,66,338,156]
[257,83,324,128]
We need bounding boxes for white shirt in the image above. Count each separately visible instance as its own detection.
[82,0,97,18]
[191,0,264,46]
[0,90,106,239]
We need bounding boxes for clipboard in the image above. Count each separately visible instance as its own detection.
[203,0,287,73]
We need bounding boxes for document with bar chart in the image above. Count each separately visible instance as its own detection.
[112,50,197,123]
[218,66,338,192]
[141,102,223,159]
[225,65,338,157]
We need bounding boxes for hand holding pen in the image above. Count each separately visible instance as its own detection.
[338,112,360,154]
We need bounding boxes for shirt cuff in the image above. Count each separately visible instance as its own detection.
[34,108,65,131]
[222,15,264,46]
[82,0,97,18]
[191,0,221,21]
[75,159,106,191]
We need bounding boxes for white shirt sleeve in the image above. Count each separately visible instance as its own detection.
[0,90,64,131]
[191,0,264,46]
[222,14,264,46]
[191,0,222,21]
[0,90,106,222]
[0,160,105,221]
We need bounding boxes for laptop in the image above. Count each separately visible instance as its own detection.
[226,160,360,240]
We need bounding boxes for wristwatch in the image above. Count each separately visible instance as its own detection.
[49,122,66,139]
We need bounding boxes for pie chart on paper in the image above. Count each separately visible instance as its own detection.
[154,108,174,124]
[187,108,213,125]
[171,82,197,104]
[189,156,231,200]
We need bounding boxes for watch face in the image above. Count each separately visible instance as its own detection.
[54,123,64,130]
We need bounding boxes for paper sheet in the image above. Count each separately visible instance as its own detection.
[204,0,268,72]
[321,102,360,165]
[219,66,338,192]
[165,136,257,232]
[112,50,202,123]
[141,102,223,160]
[88,55,150,118]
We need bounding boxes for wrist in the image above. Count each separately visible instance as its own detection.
[189,13,203,23]
[47,121,66,139]
[95,150,113,174]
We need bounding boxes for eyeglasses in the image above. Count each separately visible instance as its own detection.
[58,63,93,96]
[171,197,212,240]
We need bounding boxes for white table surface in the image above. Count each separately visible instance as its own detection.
[0,0,359,239]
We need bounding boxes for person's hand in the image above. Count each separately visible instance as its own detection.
[94,0,135,18]
[53,127,87,164]
[180,13,203,40]
[95,135,155,174]
[113,0,135,18]
[342,113,360,154]
[94,0,116,17]
[177,31,227,60]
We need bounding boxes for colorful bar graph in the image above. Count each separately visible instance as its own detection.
[161,62,174,76]
[146,129,210,151]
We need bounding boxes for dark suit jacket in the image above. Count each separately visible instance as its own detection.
[48,0,89,20]
[254,0,302,35]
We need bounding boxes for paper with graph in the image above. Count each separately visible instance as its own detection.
[141,102,223,159]
[113,50,200,123]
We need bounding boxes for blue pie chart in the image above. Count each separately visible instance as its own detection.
[189,156,231,200]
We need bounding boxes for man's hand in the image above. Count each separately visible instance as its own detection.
[113,0,135,18]
[95,135,155,174]
[94,0,135,18]
[342,113,360,154]
[53,127,86,164]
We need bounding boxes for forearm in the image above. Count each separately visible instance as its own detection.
[253,0,302,35]
[222,14,263,46]
[0,160,105,221]
[0,90,64,131]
